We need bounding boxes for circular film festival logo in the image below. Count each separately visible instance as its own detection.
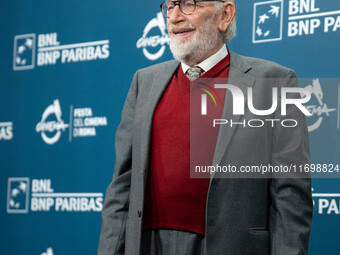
[136,12,169,60]
[36,99,69,144]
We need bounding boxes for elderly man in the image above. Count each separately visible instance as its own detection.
[98,1,313,255]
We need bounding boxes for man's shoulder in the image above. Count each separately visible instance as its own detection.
[136,59,180,77]
[230,50,296,78]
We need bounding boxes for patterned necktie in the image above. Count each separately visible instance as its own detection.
[186,66,204,81]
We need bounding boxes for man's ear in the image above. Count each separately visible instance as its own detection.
[218,2,236,33]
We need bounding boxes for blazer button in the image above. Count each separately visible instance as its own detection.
[137,210,142,217]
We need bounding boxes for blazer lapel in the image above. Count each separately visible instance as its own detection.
[140,60,180,179]
[210,50,255,182]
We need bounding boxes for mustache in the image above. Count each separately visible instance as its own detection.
[168,23,195,32]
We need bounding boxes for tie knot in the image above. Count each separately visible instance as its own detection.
[186,66,204,81]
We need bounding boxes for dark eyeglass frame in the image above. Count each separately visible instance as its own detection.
[160,0,226,18]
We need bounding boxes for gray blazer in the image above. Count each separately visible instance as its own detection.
[98,50,313,255]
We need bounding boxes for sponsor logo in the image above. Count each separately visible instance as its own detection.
[36,99,108,145]
[253,0,283,43]
[304,78,336,131]
[0,122,13,141]
[70,106,108,141]
[13,34,36,70]
[7,178,30,213]
[7,178,103,214]
[13,32,110,71]
[253,0,340,43]
[136,12,170,60]
[313,188,340,215]
[41,248,54,255]
[36,99,69,145]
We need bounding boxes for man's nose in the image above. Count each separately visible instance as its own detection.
[168,5,185,23]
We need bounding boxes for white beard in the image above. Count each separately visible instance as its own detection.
[169,15,220,65]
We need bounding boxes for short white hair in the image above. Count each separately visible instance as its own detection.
[214,0,236,42]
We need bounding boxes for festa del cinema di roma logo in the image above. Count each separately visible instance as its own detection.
[13,32,110,71]
[36,99,108,145]
[36,99,69,145]
[253,0,340,43]
[136,12,170,61]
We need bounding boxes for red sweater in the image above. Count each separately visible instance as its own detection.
[142,55,230,235]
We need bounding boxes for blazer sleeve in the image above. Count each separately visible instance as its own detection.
[98,71,139,255]
[269,69,313,255]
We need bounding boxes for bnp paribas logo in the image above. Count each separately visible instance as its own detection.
[13,32,110,71]
[7,178,30,213]
[253,0,283,43]
[13,34,36,71]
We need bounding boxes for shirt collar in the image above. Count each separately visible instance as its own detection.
[181,44,228,74]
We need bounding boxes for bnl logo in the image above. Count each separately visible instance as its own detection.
[13,34,36,70]
[7,178,30,213]
[253,0,283,43]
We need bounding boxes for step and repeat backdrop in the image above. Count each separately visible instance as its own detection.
[1,0,339,254]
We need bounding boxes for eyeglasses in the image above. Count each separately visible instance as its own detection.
[160,0,226,18]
